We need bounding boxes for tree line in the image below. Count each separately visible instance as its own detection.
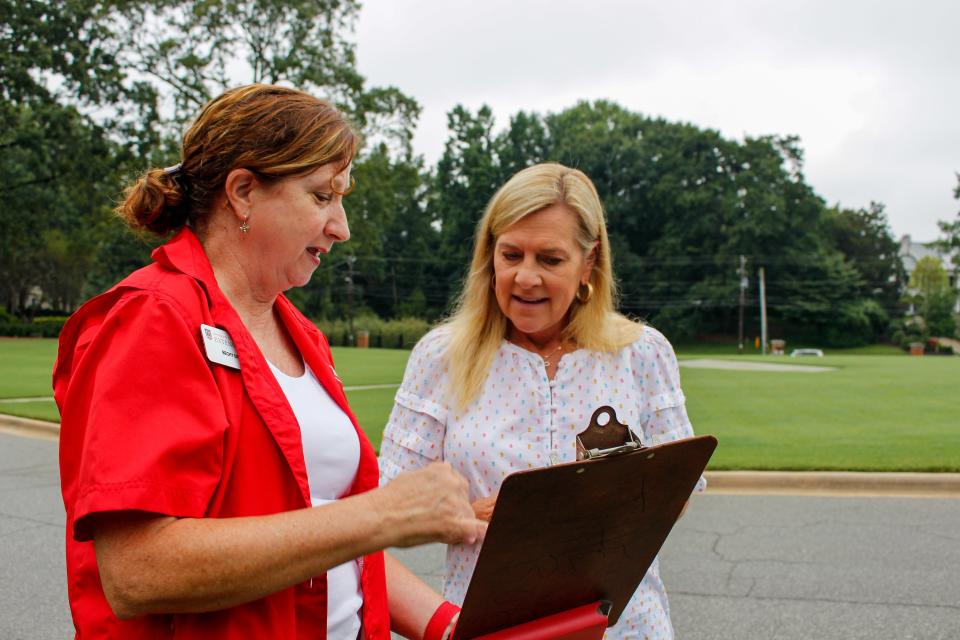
[2,0,958,347]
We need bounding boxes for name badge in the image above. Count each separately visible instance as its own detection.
[200,324,241,370]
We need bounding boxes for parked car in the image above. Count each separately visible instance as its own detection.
[790,348,824,357]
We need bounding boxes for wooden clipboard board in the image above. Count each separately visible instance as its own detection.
[452,425,717,639]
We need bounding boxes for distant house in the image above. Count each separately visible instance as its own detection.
[898,235,960,313]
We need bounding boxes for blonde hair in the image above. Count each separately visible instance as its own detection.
[116,84,358,235]
[443,162,643,410]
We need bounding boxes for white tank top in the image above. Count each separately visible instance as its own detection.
[268,359,362,640]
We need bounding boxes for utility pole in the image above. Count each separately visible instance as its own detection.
[345,255,356,343]
[738,255,747,354]
[758,266,768,356]
[391,263,398,311]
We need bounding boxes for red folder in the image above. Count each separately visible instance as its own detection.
[473,601,610,640]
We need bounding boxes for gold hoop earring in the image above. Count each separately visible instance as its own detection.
[576,281,594,303]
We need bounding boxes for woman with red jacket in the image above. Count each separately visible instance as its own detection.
[54,84,482,639]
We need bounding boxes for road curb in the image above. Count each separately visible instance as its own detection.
[0,413,60,441]
[705,470,960,497]
[2,413,958,497]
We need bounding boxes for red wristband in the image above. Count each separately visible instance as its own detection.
[424,601,460,640]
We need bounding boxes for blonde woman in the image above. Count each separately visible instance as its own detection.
[379,162,703,639]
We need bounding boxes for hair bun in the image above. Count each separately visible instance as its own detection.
[114,84,357,237]
[116,167,187,235]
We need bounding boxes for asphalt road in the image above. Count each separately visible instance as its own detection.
[2,431,958,639]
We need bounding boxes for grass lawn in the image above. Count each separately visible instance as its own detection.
[328,346,409,386]
[342,387,397,451]
[0,400,62,422]
[327,347,408,451]
[2,338,957,471]
[0,338,60,398]
[673,341,906,357]
[681,354,960,472]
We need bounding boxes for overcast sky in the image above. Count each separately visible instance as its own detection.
[354,0,958,242]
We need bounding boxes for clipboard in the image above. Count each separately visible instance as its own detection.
[451,408,717,639]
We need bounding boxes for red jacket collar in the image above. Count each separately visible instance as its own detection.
[152,227,219,288]
[150,227,378,503]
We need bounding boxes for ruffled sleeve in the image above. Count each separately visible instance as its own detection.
[631,325,706,491]
[378,328,452,484]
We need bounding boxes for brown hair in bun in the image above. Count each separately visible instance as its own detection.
[116,84,358,236]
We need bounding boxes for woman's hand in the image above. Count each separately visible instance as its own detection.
[374,463,487,548]
[471,494,497,522]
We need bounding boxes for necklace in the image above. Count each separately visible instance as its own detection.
[508,338,565,368]
[540,343,564,368]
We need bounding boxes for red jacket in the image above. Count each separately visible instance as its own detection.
[54,228,389,639]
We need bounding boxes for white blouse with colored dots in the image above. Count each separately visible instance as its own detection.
[379,324,704,640]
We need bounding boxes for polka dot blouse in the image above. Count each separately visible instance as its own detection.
[379,324,704,640]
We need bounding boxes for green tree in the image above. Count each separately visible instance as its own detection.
[0,101,120,315]
[542,101,655,315]
[910,256,950,299]
[431,105,502,302]
[107,0,420,153]
[0,0,165,314]
[922,290,958,338]
[907,256,957,337]
[824,202,904,314]
[0,0,123,104]
[3,0,429,318]
[538,102,854,341]
[366,152,441,318]
[307,144,439,320]
[497,111,549,179]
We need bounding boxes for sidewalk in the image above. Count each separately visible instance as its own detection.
[4,413,959,497]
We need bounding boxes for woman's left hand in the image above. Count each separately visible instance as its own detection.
[471,494,498,522]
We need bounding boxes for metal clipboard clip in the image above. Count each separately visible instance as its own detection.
[576,405,645,461]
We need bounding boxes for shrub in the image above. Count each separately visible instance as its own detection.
[820,299,890,348]
[890,317,926,350]
[0,317,67,337]
[314,314,431,349]
[922,290,959,338]
[378,317,430,349]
